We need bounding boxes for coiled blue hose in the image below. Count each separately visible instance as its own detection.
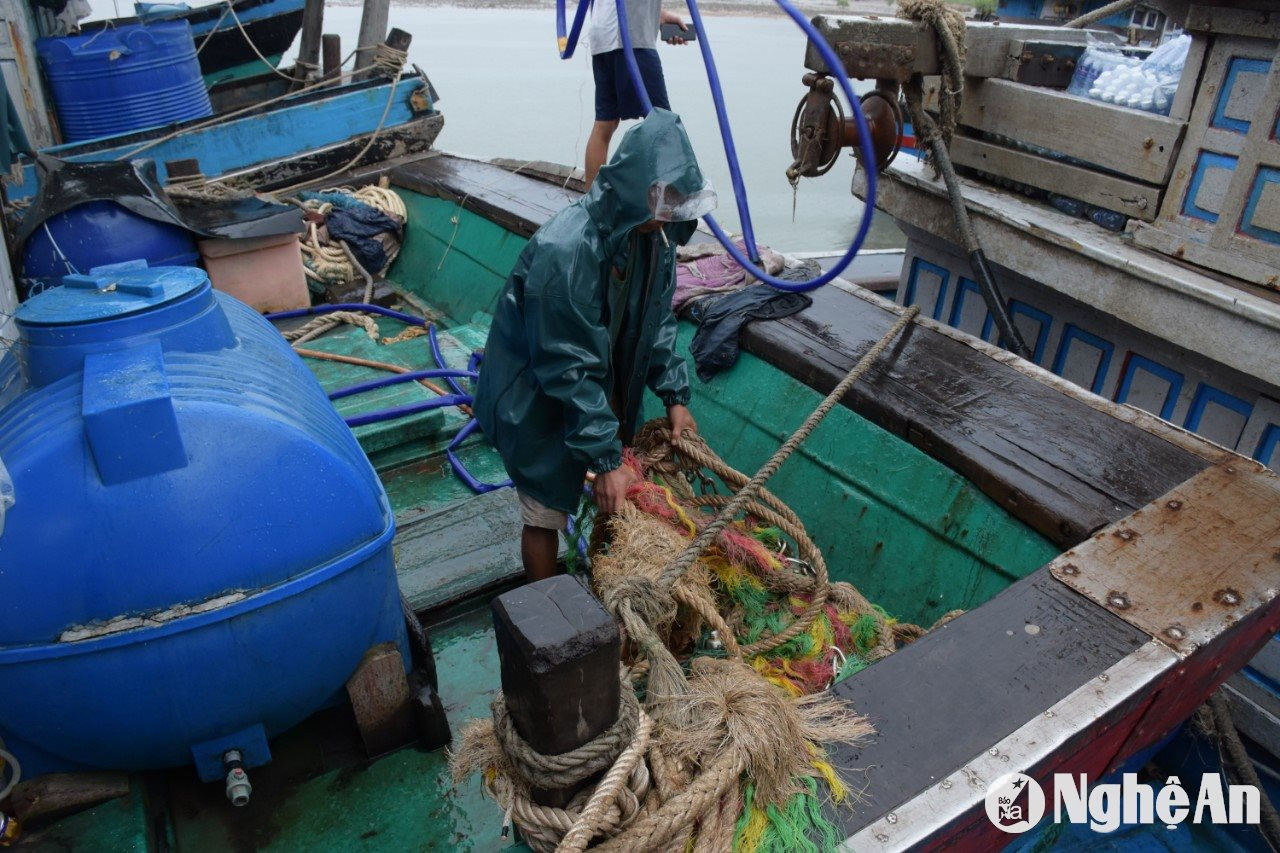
[557,0,878,292]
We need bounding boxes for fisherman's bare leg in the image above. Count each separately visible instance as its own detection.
[521,525,559,582]
[585,120,619,187]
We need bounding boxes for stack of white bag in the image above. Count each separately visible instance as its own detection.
[1085,34,1191,116]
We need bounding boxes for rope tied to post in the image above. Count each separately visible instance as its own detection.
[455,307,949,850]
[898,0,966,168]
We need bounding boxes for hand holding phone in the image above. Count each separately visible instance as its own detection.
[661,22,694,44]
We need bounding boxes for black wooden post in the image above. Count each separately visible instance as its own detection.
[292,0,324,88]
[492,575,621,808]
[353,0,389,73]
[321,34,342,82]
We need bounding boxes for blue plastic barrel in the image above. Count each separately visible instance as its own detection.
[21,200,199,294]
[37,21,213,143]
[0,261,408,782]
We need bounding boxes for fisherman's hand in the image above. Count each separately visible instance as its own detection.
[660,10,688,44]
[595,464,640,514]
[667,404,697,439]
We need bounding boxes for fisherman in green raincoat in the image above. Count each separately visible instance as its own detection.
[474,109,717,581]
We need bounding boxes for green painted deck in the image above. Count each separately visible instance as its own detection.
[164,609,518,853]
[14,182,1063,850]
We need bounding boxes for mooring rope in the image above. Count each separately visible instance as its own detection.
[493,689,640,791]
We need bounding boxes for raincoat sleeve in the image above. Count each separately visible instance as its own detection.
[524,252,624,475]
[646,305,691,407]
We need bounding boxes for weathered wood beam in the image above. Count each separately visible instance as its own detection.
[950,136,1162,221]
[955,78,1184,185]
[492,575,621,808]
[804,15,1088,81]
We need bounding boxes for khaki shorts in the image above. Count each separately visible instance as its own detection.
[518,490,569,531]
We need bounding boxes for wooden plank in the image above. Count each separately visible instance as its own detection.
[1186,4,1280,39]
[1130,221,1280,288]
[394,488,530,612]
[1051,461,1280,655]
[740,285,1210,547]
[1000,39,1086,88]
[11,773,130,828]
[391,154,579,237]
[826,568,1153,836]
[345,642,416,757]
[322,33,342,81]
[956,78,1185,185]
[805,15,1087,81]
[951,136,1162,220]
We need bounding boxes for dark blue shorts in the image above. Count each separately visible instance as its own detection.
[593,48,671,121]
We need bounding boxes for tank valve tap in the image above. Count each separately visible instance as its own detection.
[223,750,252,807]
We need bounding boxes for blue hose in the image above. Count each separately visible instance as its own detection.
[427,323,469,397]
[447,419,514,493]
[343,394,472,427]
[564,0,877,292]
[264,303,427,326]
[328,368,479,400]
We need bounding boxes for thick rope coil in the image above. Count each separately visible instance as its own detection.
[898,0,965,154]
[493,688,640,791]
[557,711,655,853]
[658,307,919,600]
[281,310,380,345]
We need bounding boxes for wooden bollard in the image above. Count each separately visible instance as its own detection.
[492,575,621,809]
[322,34,343,82]
[292,0,324,88]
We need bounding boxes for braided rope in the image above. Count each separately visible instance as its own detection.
[492,688,639,790]
[592,750,747,853]
[657,307,919,593]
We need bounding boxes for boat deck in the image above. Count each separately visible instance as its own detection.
[857,156,1280,392]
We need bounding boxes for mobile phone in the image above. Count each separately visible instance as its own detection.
[660,22,695,41]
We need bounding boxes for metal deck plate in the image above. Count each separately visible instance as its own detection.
[1051,461,1280,656]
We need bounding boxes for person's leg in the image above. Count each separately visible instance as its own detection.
[517,491,569,583]
[521,526,559,582]
[585,119,618,187]
[587,51,621,187]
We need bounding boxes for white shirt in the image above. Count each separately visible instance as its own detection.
[588,0,661,55]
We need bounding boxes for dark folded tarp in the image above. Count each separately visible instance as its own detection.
[688,262,818,381]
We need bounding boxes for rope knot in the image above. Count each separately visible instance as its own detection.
[492,689,640,792]
[599,575,678,639]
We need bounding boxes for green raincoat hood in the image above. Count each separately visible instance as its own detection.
[585,108,712,252]
[473,110,714,513]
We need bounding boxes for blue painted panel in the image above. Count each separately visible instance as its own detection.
[1255,424,1280,468]
[904,258,949,321]
[1240,167,1280,245]
[188,0,305,36]
[10,77,430,201]
[1182,151,1239,223]
[1051,324,1114,394]
[1008,300,1052,365]
[946,277,992,335]
[1114,353,1184,420]
[1211,57,1271,134]
[1185,383,1253,447]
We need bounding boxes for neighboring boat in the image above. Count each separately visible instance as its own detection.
[78,0,307,85]
[0,3,1278,851]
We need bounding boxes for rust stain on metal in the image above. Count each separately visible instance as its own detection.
[1213,588,1242,607]
[1051,461,1280,656]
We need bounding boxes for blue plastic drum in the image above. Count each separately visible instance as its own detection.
[37,21,213,143]
[21,200,200,295]
[0,261,408,782]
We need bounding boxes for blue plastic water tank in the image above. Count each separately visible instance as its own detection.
[21,200,200,294]
[37,21,213,143]
[0,261,408,781]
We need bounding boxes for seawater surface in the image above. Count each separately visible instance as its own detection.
[87,0,904,252]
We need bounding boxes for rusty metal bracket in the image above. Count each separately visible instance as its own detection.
[1051,461,1280,657]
